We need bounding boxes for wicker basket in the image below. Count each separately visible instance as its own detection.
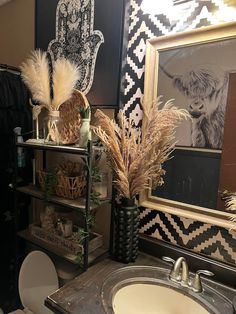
[56,174,86,199]
[30,223,103,255]
[38,170,86,199]
[59,89,90,145]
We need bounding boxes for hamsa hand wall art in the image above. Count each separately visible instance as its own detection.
[48,0,104,95]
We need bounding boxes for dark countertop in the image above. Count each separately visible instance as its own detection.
[46,253,236,314]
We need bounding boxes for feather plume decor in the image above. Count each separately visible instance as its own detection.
[20,50,51,109]
[20,50,79,112]
[52,58,80,110]
[92,98,190,199]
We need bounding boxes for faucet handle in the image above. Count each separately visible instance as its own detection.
[192,270,214,292]
[196,270,214,277]
[162,256,175,264]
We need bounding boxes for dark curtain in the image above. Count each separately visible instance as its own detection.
[0,70,32,312]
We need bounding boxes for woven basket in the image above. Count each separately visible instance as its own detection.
[38,170,86,200]
[59,89,90,145]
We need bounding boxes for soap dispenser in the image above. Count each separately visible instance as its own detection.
[13,127,25,167]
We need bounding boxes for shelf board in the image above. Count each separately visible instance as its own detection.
[16,185,110,211]
[18,229,108,266]
[16,141,88,155]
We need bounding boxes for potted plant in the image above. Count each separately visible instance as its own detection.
[92,98,189,263]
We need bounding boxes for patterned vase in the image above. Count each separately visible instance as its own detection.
[114,197,140,263]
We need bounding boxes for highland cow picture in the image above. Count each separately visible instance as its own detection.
[158,38,236,149]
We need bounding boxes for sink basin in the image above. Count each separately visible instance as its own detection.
[101,266,233,314]
[113,283,209,314]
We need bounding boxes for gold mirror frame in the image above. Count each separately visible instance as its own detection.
[140,21,236,230]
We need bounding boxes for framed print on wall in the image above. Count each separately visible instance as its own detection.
[158,38,236,150]
[35,0,128,108]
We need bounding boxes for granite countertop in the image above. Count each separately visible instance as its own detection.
[45,253,236,314]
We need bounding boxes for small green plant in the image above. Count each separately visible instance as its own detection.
[77,227,88,244]
[42,168,58,201]
[79,106,91,119]
[87,212,96,229]
[92,166,102,183]
[90,190,101,205]
[75,252,83,266]
[73,227,88,266]
[91,166,102,205]
[81,163,103,205]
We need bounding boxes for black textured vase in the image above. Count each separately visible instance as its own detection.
[114,198,140,263]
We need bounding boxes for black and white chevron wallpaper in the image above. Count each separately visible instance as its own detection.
[121,0,236,265]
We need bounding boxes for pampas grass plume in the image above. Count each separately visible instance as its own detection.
[92,98,190,199]
[52,58,79,110]
[21,50,80,112]
[20,50,51,108]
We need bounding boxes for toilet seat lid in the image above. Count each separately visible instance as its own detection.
[19,251,59,314]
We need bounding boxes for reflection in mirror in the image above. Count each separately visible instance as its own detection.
[158,39,236,149]
[153,149,221,210]
[140,22,236,229]
[153,38,236,211]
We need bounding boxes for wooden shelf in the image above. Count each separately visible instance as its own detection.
[18,229,108,266]
[16,141,88,155]
[16,185,110,211]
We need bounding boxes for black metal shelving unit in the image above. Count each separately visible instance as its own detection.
[14,139,108,273]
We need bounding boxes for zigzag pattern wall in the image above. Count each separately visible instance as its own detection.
[121,0,236,265]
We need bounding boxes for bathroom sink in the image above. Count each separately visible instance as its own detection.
[101,266,234,314]
[113,283,209,314]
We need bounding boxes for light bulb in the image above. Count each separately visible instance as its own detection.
[141,0,173,16]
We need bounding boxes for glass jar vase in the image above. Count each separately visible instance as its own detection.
[43,110,62,145]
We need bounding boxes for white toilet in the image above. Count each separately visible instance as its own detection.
[9,251,59,314]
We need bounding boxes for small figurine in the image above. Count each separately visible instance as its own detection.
[40,205,56,231]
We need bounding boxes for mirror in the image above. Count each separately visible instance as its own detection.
[140,21,236,230]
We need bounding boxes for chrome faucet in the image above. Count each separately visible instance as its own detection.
[162,256,214,293]
[163,256,190,287]
[191,270,214,292]
[170,257,190,287]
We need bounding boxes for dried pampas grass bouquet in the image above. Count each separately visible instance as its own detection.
[21,50,79,112]
[20,50,80,143]
[92,98,190,200]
